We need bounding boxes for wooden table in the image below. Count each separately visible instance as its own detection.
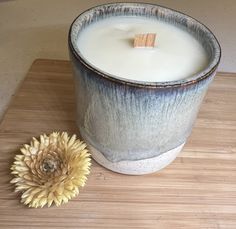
[0,59,236,228]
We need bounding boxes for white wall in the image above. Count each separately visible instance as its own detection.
[0,0,235,121]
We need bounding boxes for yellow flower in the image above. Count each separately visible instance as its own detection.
[10,132,91,208]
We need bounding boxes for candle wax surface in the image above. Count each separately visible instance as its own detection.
[76,16,209,82]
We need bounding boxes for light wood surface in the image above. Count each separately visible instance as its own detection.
[0,59,236,229]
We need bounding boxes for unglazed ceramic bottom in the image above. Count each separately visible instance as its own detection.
[88,143,185,175]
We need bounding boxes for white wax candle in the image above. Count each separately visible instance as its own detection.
[77,16,208,82]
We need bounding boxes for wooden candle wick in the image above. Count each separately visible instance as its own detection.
[134,33,156,48]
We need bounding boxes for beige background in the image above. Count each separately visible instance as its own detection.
[0,0,235,121]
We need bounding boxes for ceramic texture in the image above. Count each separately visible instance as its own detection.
[68,3,221,174]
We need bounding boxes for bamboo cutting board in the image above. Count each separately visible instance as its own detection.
[0,59,236,229]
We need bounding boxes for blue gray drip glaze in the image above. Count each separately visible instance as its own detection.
[68,3,221,164]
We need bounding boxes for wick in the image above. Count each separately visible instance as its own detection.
[134,33,156,48]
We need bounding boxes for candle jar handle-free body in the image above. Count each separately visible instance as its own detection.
[69,3,221,175]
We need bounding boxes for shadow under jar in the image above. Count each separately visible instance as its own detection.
[68,3,221,175]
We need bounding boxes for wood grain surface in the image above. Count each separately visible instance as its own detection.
[0,59,236,229]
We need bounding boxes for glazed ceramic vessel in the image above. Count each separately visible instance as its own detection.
[68,3,221,175]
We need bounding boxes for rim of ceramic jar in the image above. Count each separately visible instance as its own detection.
[68,2,221,88]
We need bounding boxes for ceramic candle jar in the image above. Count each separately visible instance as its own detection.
[68,3,221,175]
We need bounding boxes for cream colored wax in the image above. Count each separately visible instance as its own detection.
[77,16,208,82]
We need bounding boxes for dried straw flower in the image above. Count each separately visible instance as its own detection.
[10,132,91,208]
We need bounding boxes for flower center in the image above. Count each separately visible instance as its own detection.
[42,158,58,173]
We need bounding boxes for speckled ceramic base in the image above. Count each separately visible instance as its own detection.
[89,143,185,175]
